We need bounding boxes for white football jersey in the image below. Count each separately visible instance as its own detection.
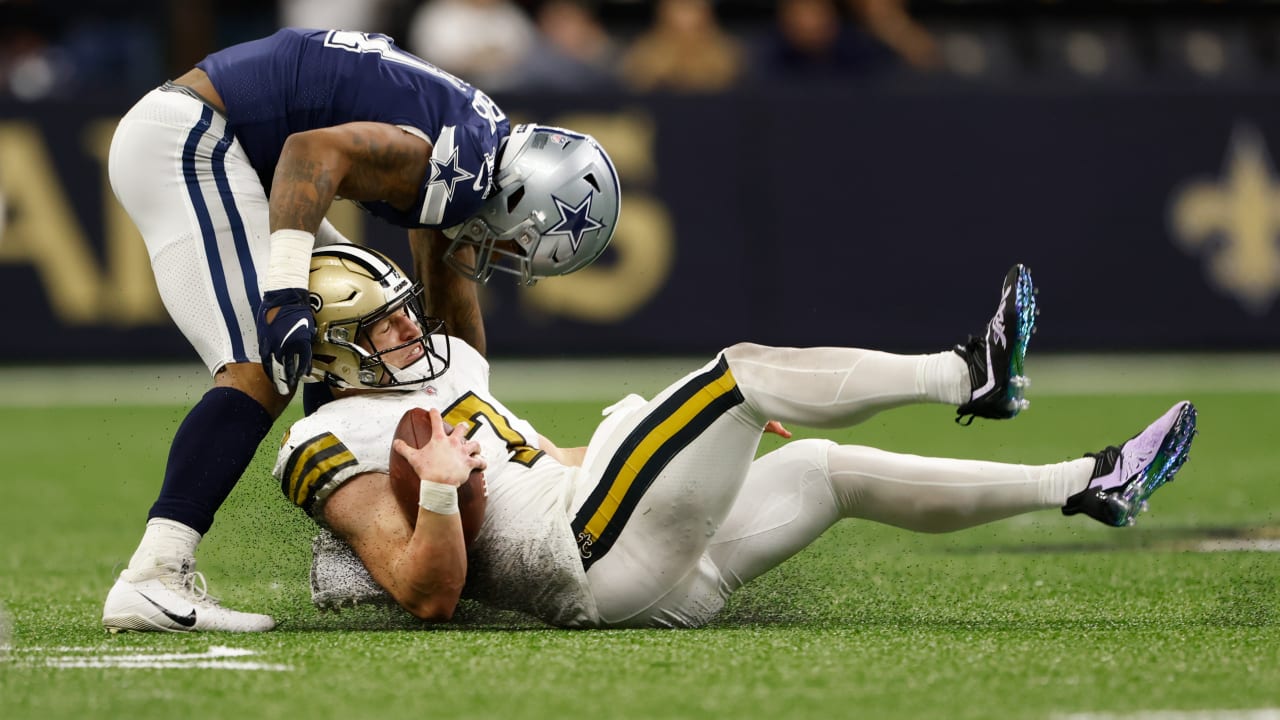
[274,339,598,626]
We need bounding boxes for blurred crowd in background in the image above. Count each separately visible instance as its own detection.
[1,0,1277,102]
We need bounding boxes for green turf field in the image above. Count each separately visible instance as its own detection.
[1,358,1277,720]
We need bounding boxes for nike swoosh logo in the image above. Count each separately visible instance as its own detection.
[139,592,197,628]
[280,318,310,347]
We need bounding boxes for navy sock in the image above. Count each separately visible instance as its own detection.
[303,382,335,416]
[147,386,275,535]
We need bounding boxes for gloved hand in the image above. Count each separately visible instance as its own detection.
[256,288,315,394]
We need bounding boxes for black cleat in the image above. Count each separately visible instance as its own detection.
[955,264,1037,424]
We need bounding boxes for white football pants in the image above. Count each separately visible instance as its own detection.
[578,343,1092,628]
[109,87,272,373]
[109,87,348,374]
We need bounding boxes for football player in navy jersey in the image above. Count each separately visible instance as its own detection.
[102,28,619,633]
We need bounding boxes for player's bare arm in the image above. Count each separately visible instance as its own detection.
[410,228,487,355]
[322,420,483,621]
[269,122,432,233]
[538,434,586,467]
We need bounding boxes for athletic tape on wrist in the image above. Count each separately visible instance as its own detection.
[418,479,460,516]
[264,229,316,291]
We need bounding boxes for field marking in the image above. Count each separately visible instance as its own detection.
[1,354,1278,407]
[1064,707,1280,712]
[1192,539,1280,552]
[9,645,291,672]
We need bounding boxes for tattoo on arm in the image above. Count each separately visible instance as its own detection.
[269,123,431,233]
[270,146,342,233]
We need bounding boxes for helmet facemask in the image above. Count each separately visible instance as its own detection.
[324,291,450,390]
[309,245,451,392]
[442,213,541,285]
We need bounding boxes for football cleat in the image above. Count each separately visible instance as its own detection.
[102,559,275,633]
[1062,401,1198,527]
[310,531,394,611]
[954,263,1037,424]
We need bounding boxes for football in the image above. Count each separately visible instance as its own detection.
[389,407,487,547]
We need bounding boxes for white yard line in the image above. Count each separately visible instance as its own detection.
[10,645,292,672]
[1192,539,1280,553]
[1,353,1278,407]
[1064,707,1280,712]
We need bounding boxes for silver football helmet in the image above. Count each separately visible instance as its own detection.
[308,244,449,391]
[444,124,620,285]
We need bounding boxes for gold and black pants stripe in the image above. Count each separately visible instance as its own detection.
[571,355,745,570]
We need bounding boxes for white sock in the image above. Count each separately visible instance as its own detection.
[125,518,201,576]
[918,351,971,406]
[1046,457,1095,505]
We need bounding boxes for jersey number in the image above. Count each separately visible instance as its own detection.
[324,31,507,134]
[443,392,544,467]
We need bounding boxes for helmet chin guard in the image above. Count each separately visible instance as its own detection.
[445,124,620,285]
[308,244,451,391]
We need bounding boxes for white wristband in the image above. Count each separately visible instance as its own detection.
[418,479,459,516]
[264,229,316,291]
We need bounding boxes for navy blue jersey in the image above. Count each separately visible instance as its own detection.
[197,28,509,229]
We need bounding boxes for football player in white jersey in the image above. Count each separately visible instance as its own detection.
[274,244,1198,628]
[102,28,620,633]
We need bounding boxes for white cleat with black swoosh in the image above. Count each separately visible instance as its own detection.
[102,559,275,633]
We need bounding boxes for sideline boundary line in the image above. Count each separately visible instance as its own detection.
[1,353,1277,407]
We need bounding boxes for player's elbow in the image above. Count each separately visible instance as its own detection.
[395,575,465,622]
[278,130,348,178]
[403,592,461,622]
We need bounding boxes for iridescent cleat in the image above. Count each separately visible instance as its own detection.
[954,264,1037,424]
[1062,401,1198,527]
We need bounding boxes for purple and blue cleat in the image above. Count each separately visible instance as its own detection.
[1063,401,1198,527]
[955,264,1038,424]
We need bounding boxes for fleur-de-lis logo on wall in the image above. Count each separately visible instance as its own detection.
[1170,123,1280,316]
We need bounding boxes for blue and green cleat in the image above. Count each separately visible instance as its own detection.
[1063,401,1198,527]
[954,264,1037,424]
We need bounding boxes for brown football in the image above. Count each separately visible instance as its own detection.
[389,407,487,547]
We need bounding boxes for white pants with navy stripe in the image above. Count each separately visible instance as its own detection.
[109,87,270,373]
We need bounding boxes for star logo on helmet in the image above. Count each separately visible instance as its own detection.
[427,148,476,201]
[546,193,604,252]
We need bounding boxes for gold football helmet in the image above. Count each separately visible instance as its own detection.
[307,244,449,390]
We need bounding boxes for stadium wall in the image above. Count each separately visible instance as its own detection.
[2,85,1278,361]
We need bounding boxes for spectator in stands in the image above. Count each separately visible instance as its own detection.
[406,0,538,93]
[279,0,397,35]
[847,0,940,71]
[751,0,888,80]
[0,0,162,100]
[513,0,621,92]
[620,0,744,93]
[752,0,937,81]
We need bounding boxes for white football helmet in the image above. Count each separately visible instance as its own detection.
[308,244,450,391]
[444,124,620,285]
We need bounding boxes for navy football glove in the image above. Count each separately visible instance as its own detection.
[256,288,315,395]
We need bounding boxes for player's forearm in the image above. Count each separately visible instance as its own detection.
[412,230,487,355]
[390,510,467,621]
[268,133,347,234]
[538,434,586,467]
